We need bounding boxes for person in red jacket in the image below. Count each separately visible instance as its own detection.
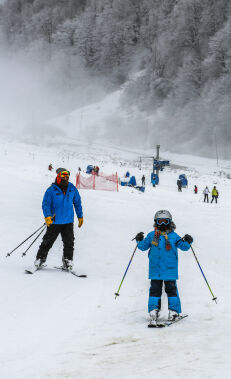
[194,185,198,194]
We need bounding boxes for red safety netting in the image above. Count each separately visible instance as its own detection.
[76,172,119,192]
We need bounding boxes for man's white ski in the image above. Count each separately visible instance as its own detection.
[25,265,46,274]
[53,266,87,278]
[25,265,87,277]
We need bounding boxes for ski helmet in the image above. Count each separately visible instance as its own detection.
[154,210,172,221]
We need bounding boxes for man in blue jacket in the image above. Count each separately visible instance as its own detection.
[135,210,193,325]
[34,168,83,271]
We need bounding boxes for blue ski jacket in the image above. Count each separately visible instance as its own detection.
[137,231,190,280]
[42,182,83,224]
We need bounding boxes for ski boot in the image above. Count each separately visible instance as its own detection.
[62,257,74,272]
[168,310,180,322]
[34,257,46,268]
[149,309,160,327]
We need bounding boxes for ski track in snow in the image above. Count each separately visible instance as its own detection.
[0,138,230,379]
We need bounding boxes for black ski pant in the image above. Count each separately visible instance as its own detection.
[204,194,209,202]
[149,280,177,310]
[36,223,75,261]
[211,195,217,203]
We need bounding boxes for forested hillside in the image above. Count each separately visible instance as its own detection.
[0,0,231,157]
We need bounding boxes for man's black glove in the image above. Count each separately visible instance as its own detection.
[183,234,193,244]
[135,232,144,242]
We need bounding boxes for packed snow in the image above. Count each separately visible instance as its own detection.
[0,137,230,379]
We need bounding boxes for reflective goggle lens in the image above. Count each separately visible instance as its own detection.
[60,171,70,177]
[157,218,170,225]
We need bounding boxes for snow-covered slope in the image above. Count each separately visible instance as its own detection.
[0,137,230,379]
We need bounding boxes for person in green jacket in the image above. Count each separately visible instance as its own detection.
[211,186,219,203]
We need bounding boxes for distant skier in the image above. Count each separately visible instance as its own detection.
[125,171,130,178]
[48,163,53,171]
[142,175,145,186]
[177,179,182,192]
[152,177,156,187]
[34,168,83,271]
[95,166,99,176]
[135,210,193,326]
[211,186,219,203]
[203,186,210,203]
[194,185,198,194]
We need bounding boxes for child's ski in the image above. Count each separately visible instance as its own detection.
[165,314,188,326]
[148,314,188,328]
[148,321,166,328]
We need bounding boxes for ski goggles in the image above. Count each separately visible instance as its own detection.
[59,170,70,177]
[156,218,170,226]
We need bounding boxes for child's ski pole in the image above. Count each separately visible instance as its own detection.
[114,241,138,299]
[190,244,217,303]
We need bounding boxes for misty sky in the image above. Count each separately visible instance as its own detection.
[0,0,230,159]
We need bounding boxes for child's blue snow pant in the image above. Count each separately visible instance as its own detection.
[148,280,182,313]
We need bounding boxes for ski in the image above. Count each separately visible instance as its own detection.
[53,266,87,278]
[25,265,87,277]
[165,314,188,326]
[148,321,166,328]
[25,265,46,274]
[148,314,188,328]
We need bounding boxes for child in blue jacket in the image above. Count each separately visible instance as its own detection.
[135,210,193,325]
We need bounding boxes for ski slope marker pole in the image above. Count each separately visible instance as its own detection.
[190,245,217,303]
[6,223,46,257]
[114,242,138,299]
[22,226,46,257]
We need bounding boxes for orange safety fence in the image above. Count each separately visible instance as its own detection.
[76,172,118,192]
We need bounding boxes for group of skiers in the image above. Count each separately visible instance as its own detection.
[177,179,219,204]
[195,185,219,203]
[33,166,220,326]
[34,168,193,325]
[202,186,219,203]
[141,174,156,187]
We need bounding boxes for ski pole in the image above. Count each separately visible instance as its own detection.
[6,223,45,257]
[114,242,139,299]
[22,226,46,257]
[190,245,217,303]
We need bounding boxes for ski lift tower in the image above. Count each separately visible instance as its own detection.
[139,145,170,185]
[155,144,160,177]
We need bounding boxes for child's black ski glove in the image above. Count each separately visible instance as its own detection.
[135,232,144,242]
[183,234,193,244]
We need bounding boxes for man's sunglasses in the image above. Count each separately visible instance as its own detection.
[156,218,170,226]
[60,170,70,177]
